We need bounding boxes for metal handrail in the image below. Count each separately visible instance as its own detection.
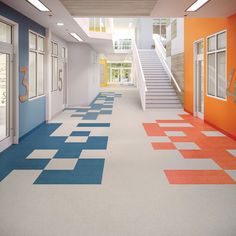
[153,34,182,93]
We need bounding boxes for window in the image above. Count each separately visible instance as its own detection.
[0,21,12,44]
[113,39,132,50]
[29,31,45,99]
[89,18,106,32]
[51,42,58,91]
[62,47,66,59]
[207,31,227,100]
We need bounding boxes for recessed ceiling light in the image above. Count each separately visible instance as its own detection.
[69,33,83,42]
[186,0,210,12]
[26,0,50,12]
[57,22,64,26]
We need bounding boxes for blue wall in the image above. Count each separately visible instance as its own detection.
[0,2,46,138]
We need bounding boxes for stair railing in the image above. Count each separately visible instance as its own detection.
[153,34,182,94]
[132,41,147,110]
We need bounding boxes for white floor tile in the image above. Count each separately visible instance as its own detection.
[225,170,236,181]
[88,110,101,113]
[174,142,200,150]
[26,149,58,159]
[227,150,236,157]
[45,159,78,170]
[201,131,225,137]
[148,136,171,142]
[65,136,88,143]
[80,150,106,158]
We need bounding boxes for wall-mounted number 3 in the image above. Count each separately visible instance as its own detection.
[226,68,236,103]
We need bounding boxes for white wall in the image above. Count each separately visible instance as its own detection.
[171,18,184,55]
[166,18,184,67]
[136,18,153,49]
[50,34,68,118]
[68,43,99,107]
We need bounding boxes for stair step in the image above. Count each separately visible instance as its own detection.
[146,81,170,84]
[146,95,179,99]
[146,90,176,93]
[143,69,166,71]
[139,49,182,109]
[143,71,167,74]
[146,100,181,104]
[145,76,170,83]
[146,104,183,109]
[146,82,172,85]
[144,73,167,75]
[148,87,175,92]
[146,87,173,90]
[144,75,168,77]
[146,103,182,108]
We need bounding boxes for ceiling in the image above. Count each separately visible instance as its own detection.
[1,0,87,43]
[60,0,236,18]
[60,0,158,17]
[2,0,236,55]
[151,0,236,17]
[1,0,117,53]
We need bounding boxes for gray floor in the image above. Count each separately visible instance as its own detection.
[0,86,236,236]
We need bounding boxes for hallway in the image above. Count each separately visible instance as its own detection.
[0,86,236,236]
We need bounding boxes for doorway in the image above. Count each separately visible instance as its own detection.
[0,20,14,152]
[109,62,132,84]
[194,40,204,119]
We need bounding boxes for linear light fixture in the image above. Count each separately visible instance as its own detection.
[186,0,210,12]
[26,0,50,12]
[69,33,83,42]
[57,22,64,26]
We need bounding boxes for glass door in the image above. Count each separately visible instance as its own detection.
[0,52,10,143]
[194,40,204,119]
[121,68,131,84]
[0,20,13,152]
[111,68,120,83]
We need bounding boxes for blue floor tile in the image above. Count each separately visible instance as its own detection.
[77,123,110,127]
[70,131,90,136]
[83,113,99,120]
[34,159,105,184]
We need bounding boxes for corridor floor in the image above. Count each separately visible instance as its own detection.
[0,86,236,236]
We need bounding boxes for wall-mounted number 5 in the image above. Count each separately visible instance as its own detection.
[58,69,63,92]
[19,67,29,103]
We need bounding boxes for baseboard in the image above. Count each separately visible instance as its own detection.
[184,108,193,115]
[204,119,236,141]
[19,121,46,142]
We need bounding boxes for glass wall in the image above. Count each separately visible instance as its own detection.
[89,18,106,32]
[109,63,132,84]
[113,39,132,51]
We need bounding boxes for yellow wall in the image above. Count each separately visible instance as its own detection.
[100,59,109,87]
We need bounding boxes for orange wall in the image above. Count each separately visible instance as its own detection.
[184,14,236,138]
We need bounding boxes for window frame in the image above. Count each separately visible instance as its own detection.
[206,30,227,101]
[51,41,59,92]
[0,20,13,44]
[28,30,45,100]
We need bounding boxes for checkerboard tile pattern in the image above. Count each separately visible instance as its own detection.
[66,92,121,120]
[0,92,121,185]
[143,114,236,185]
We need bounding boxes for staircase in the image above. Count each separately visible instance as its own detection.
[138,49,182,109]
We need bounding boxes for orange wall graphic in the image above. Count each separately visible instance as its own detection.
[184,14,236,138]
